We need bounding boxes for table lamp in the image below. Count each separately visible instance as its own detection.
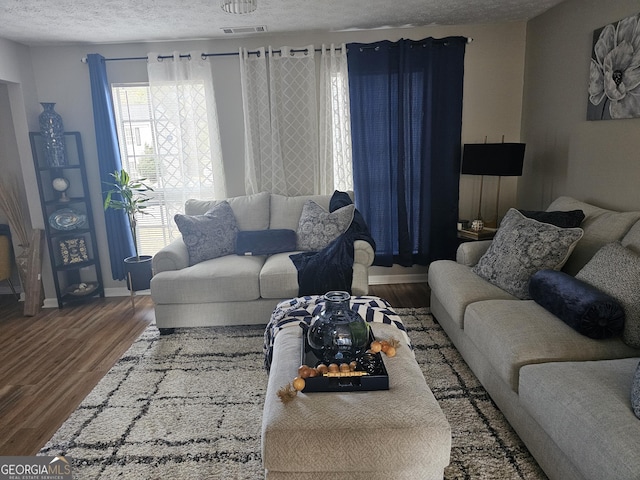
[461,142,525,230]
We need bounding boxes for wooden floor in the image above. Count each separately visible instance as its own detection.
[0,283,429,455]
[369,282,430,308]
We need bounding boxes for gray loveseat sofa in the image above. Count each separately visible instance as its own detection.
[428,196,640,480]
[151,191,374,330]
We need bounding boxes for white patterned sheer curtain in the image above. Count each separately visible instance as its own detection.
[319,44,353,193]
[147,51,227,224]
[240,47,272,196]
[240,44,352,196]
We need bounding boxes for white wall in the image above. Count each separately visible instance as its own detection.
[520,0,640,211]
[2,21,527,299]
[0,38,43,295]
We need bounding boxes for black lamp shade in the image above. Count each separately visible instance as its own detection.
[461,143,526,176]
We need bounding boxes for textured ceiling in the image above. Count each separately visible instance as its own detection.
[0,0,566,46]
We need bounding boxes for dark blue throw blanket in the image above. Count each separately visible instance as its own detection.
[290,191,376,296]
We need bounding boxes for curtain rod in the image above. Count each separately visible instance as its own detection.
[81,47,338,63]
[80,37,472,63]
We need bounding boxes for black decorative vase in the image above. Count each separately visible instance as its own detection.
[124,255,153,291]
[307,291,370,364]
[38,102,67,167]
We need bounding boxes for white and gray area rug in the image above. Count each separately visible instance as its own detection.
[39,308,547,479]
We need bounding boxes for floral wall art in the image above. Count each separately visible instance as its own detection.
[588,12,640,120]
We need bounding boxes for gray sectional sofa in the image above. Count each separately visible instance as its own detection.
[428,196,640,480]
[150,191,374,330]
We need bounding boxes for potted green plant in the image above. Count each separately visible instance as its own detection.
[103,169,154,291]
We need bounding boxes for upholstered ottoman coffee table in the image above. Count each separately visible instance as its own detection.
[261,296,451,480]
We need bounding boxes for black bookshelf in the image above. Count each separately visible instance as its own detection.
[29,131,105,308]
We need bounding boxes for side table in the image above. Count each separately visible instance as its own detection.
[457,227,497,242]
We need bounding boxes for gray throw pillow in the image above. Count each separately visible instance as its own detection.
[472,208,583,299]
[296,200,355,251]
[174,201,238,265]
[576,242,640,348]
[632,361,640,419]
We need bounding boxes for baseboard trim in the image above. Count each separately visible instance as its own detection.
[40,287,151,308]
[368,273,428,285]
[0,286,22,295]
[43,298,58,308]
[39,278,426,307]
[105,287,151,297]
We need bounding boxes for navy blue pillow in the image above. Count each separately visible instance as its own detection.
[236,229,297,256]
[329,190,353,211]
[519,209,585,228]
[529,269,624,339]
[329,190,376,251]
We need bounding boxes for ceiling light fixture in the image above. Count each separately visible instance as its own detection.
[221,0,257,14]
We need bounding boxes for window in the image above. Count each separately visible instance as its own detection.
[329,70,353,192]
[112,83,177,256]
[113,75,225,257]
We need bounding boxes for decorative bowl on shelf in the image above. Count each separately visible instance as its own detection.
[49,208,86,231]
[65,282,98,296]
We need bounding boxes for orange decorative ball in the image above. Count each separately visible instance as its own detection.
[292,377,305,391]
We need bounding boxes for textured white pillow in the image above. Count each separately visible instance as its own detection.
[472,208,584,299]
[632,361,640,419]
[576,242,640,348]
[185,191,270,230]
[296,200,354,251]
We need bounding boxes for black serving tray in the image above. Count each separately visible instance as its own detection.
[300,327,389,392]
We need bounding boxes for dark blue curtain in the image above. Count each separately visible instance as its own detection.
[86,53,135,280]
[347,37,466,266]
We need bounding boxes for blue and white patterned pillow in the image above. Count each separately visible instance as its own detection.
[296,200,354,251]
[472,208,584,299]
[174,201,238,265]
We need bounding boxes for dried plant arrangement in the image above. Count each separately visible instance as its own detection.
[0,176,45,315]
[0,175,30,248]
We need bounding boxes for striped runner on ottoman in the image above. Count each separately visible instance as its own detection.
[263,295,413,371]
[261,296,451,480]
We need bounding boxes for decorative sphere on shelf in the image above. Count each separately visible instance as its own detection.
[52,177,70,202]
[52,177,69,192]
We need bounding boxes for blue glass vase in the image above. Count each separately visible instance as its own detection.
[307,291,370,364]
[39,102,67,166]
